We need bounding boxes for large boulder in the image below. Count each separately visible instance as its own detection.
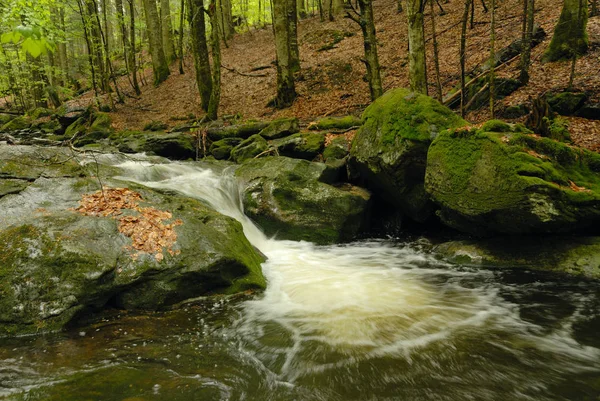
[434,237,600,279]
[425,122,600,236]
[0,146,265,337]
[235,156,371,244]
[230,134,268,163]
[349,88,467,222]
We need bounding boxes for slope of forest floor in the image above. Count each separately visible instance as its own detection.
[81,0,600,150]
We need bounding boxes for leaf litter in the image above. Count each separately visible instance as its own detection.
[73,188,182,262]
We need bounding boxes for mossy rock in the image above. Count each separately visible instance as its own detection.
[272,132,325,160]
[235,156,371,245]
[547,117,572,142]
[28,107,53,120]
[547,92,588,116]
[309,116,361,130]
[323,136,350,161]
[74,113,113,146]
[206,121,270,141]
[258,118,300,140]
[349,88,467,223]
[501,104,530,119]
[144,120,168,131]
[425,123,600,236]
[231,134,268,163]
[1,116,32,132]
[141,132,196,160]
[434,236,600,279]
[55,105,91,128]
[0,113,16,127]
[0,159,265,337]
[0,145,86,181]
[35,119,61,134]
[64,116,89,141]
[210,137,243,160]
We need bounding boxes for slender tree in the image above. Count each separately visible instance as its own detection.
[519,0,534,84]
[460,0,472,117]
[406,0,427,94]
[345,0,383,100]
[207,0,221,119]
[188,0,213,111]
[178,0,186,74]
[489,0,495,117]
[288,0,300,72]
[428,0,442,101]
[273,0,296,107]
[128,0,141,94]
[143,0,170,85]
[160,0,176,61]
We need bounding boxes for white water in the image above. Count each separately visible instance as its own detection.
[113,159,600,391]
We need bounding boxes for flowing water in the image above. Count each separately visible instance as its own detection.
[1,159,599,400]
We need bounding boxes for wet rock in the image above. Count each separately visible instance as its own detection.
[425,122,600,235]
[236,156,371,244]
[230,134,268,163]
[272,132,325,160]
[258,118,300,140]
[434,236,600,279]
[210,137,243,160]
[0,146,266,337]
[349,88,467,223]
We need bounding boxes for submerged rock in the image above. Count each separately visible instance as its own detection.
[235,156,370,244]
[425,123,600,235]
[349,88,466,223]
[0,146,265,337]
[434,237,600,279]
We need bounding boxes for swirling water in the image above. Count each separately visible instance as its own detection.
[0,159,598,400]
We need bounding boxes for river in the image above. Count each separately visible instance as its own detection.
[1,159,599,400]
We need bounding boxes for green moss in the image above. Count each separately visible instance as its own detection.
[1,115,31,131]
[323,136,349,161]
[482,119,512,132]
[426,125,600,234]
[543,0,588,62]
[360,88,467,145]
[64,116,88,139]
[231,134,268,163]
[28,107,53,119]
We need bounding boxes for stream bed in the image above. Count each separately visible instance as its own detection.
[1,160,599,401]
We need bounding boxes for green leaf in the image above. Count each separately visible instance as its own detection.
[21,37,44,58]
[15,25,33,38]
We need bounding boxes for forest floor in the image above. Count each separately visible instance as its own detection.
[83,0,600,150]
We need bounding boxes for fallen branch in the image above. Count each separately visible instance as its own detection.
[221,64,268,77]
[443,54,520,106]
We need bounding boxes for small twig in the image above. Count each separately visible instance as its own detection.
[221,64,268,77]
[254,147,279,158]
[324,126,361,134]
[324,103,367,117]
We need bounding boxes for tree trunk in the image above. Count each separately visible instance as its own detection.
[188,0,213,111]
[273,0,297,107]
[298,0,307,18]
[85,0,108,91]
[519,0,534,84]
[178,0,186,73]
[58,6,69,86]
[143,0,171,85]
[489,0,495,117]
[160,0,176,61]
[128,0,142,94]
[208,0,221,120]
[347,0,383,100]
[428,0,442,101]
[543,0,588,62]
[220,0,235,39]
[288,0,300,72]
[460,0,471,117]
[406,0,427,94]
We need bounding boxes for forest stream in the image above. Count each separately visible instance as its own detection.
[0,159,599,401]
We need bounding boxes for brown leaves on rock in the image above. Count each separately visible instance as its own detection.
[73,188,182,262]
